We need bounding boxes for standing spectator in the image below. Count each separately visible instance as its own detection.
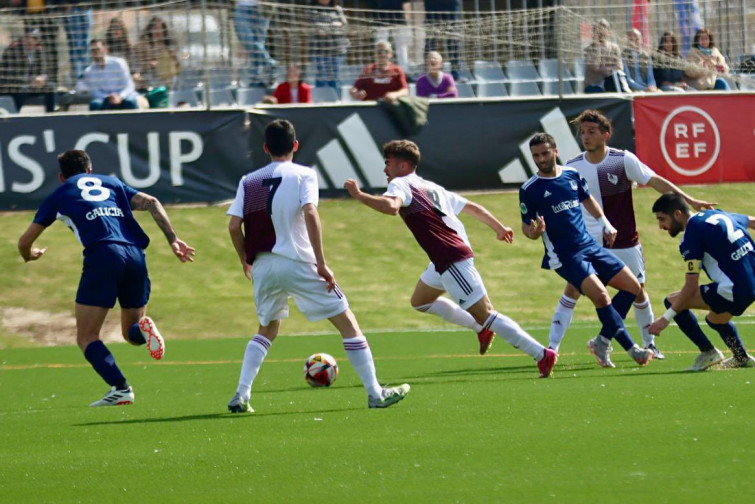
[134,16,181,89]
[75,39,139,111]
[684,28,730,91]
[20,0,60,89]
[415,50,457,98]
[270,64,312,104]
[309,0,349,96]
[622,28,658,92]
[60,1,92,81]
[653,31,687,92]
[350,40,408,102]
[0,28,56,112]
[368,0,411,71]
[583,19,624,93]
[423,0,463,81]
[234,0,277,86]
[106,17,137,75]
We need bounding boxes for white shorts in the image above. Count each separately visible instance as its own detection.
[608,244,646,284]
[419,258,487,309]
[252,253,349,326]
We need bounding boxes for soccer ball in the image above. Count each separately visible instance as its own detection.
[303,353,339,387]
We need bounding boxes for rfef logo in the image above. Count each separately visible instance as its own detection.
[660,106,720,176]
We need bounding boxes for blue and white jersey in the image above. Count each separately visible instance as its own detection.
[680,209,755,301]
[519,167,599,270]
[33,173,149,251]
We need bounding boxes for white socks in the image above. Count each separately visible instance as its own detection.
[415,297,482,332]
[236,334,272,400]
[633,299,655,347]
[343,336,382,398]
[484,311,545,360]
[548,294,577,351]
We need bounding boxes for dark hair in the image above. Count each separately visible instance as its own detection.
[572,109,613,136]
[265,119,297,156]
[90,38,104,47]
[652,193,690,215]
[106,17,133,56]
[529,133,557,149]
[382,140,421,167]
[657,31,680,57]
[309,0,340,6]
[58,150,91,178]
[144,16,174,48]
[693,28,715,48]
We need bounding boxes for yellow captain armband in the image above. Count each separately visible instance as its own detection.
[685,260,701,274]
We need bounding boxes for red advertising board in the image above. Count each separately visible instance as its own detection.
[633,94,755,184]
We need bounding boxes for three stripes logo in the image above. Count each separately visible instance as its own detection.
[497,107,581,184]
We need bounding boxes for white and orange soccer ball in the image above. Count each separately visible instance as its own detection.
[303,353,339,387]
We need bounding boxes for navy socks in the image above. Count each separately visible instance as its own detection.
[84,340,128,390]
[596,304,634,350]
[127,322,146,345]
[706,318,747,360]
[664,298,714,352]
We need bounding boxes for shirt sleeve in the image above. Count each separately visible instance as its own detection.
[623,151,655,185]
[577,172,591,202]
[33,193,59,227]
[300,169,319,207]
[226,177,246,217]
[446,189,468,215]
[384,178,410,207]
[518,186,536,225]
[680,216,704,261]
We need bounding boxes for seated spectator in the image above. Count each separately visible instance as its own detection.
[653,31,687,92]
[75,39,139,111]
[0,28,56,112]
[684,28,730,91]
[583,19,624,93]
[622,28,658,92]
[106,17,137,76]
[134,16,181,89]
[349,40,408,102]
[267,64,312,104]
[415,51,457,98]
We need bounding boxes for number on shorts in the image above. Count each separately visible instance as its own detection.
[77,176,111,202]
[705,214,744,243]
[262,177,282,215]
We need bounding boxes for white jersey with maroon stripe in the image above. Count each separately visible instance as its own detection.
[227,161,318,264]
[566,148,655,249]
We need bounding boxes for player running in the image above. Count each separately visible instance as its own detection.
[344,139,557,378]
[520,133,653,368]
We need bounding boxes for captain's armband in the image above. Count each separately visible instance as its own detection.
[685,260,701,274]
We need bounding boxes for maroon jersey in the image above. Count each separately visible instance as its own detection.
[353,63,408,101]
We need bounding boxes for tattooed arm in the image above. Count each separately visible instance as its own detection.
[130,192,195,262]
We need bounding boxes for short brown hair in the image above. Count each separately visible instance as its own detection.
[382,140,421,168]
[571,109,613,136]
[58,150,91,178]
[693,28,715,48]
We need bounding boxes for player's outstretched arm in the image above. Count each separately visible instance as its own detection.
[130,192,195,262]
[302,203,336,292]
[343,179,402,215]
[461,201,513,243]
[646,175,716,210]
[18,223,48,262]
[228,216,252,280]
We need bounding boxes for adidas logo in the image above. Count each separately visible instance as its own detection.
[544,190,551,198]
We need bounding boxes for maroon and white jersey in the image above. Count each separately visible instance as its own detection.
[566,148,655,249]
[385,173,473,273]
[227,161,318,264]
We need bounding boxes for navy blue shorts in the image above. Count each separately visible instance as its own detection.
[77,243,150,309]
[555,245,626,292]
[701,283,755,316]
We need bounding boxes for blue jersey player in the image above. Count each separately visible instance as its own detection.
[650,193,755,370]
[520,133,653,368]
[17,150,195,406]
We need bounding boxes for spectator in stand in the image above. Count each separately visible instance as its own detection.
[350,40,408,103]
[368,0,411,72]
[583,19,624,93]
[60,1,92,81]
[0,28,56,112]
[75,39,139,111]
[309,0,349,96]
[415,51,457,98]
[622,28,659,92]
[653,31,688,92]
[20,0,60,90]
[423,0,464,82]
[106,17,137,75]
[234,0,277,86]
[134,16,181,89]
[268,64,312,104]
[684,28,730,91]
